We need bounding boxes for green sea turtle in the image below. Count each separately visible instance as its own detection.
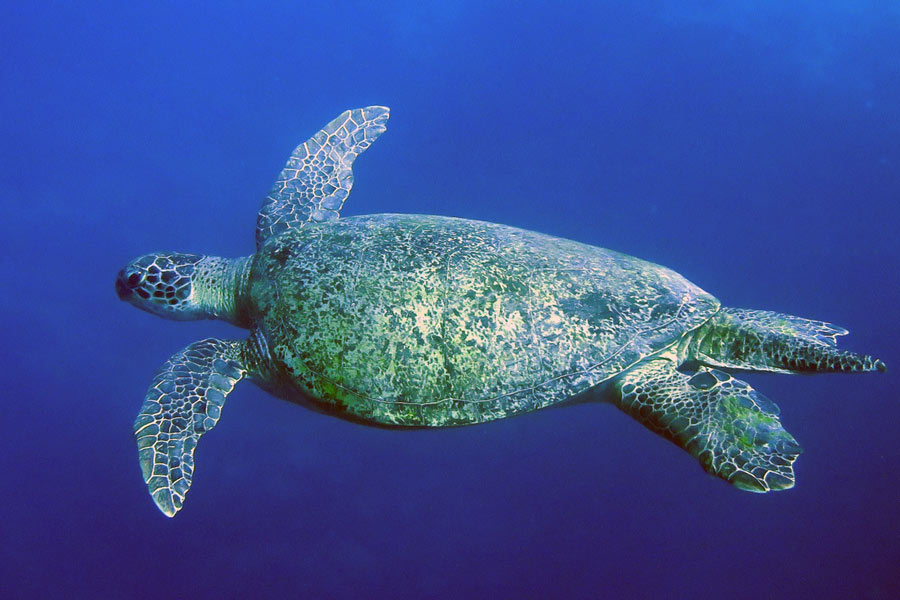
[116,106,886,517]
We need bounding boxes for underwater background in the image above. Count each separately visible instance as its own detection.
[2,2,898,598]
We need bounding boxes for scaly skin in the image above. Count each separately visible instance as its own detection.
[255,106,390,247]
[124,222,885,513]
[246,214,719,426]
[118,106,887,517]
[614,352,802,492]
[688,307,886,373]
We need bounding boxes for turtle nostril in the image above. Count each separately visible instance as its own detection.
[126,272,142,288]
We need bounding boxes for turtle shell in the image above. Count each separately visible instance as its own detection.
[248,214,720,426]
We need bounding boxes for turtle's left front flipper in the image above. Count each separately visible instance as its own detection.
[134,338,247,517]
[256,106,390,247]
[613,356,802,492]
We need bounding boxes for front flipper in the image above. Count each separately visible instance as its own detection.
[256,105,390,247]
[614,357,802,492]
[134,338,247,517]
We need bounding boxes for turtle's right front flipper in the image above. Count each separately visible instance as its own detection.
[134,338,247,517]
[613,356,802,492]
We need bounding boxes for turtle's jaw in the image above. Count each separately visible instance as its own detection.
[115,270,133,300]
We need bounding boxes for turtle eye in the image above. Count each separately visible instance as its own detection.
[126,272,142,288]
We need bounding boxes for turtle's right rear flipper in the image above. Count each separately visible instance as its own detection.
[133,338,247,517]
[690,308,886,374]
[614,357,802,492]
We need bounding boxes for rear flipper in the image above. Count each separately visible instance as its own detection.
[689,308,886,374]
[614,357,802,492]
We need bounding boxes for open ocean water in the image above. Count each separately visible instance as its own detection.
[2,2,898,598]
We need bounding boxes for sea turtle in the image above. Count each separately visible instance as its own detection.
[116,106,886,517]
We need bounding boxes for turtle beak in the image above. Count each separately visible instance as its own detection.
[115,270,132,300]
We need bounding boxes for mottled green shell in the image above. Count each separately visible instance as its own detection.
[247,214,720,426]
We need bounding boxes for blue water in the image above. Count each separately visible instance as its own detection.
[3,2,898,598]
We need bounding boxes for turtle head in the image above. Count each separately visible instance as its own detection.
[116,252,252,326]
[116,252,208,320]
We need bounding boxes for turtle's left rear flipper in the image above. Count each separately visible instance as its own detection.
[691,308,886,374]
[134,338,247,517]
[613,357,802,492]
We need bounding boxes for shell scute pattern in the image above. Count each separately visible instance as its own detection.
[249,214,719,426]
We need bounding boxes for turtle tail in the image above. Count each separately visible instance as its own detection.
[689,308,886,374]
